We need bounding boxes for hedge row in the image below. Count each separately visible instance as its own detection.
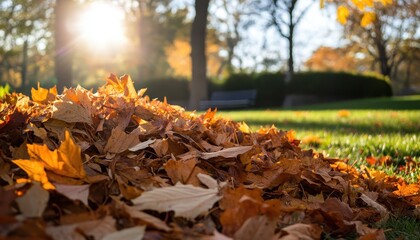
[287,72,392,98]
[133,72,392,107]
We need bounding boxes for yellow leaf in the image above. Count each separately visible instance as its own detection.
[361,11,376,27]
[351,0,367,11]
[12,160,55,190]
[378,0,392,6]
[337,6,350,25]
[238,122,251,134]
[26,130,86,179]
[56,130,87,179]
[101,74,137,98]
[31,83,57,104]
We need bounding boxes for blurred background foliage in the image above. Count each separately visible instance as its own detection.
[0,0,418,107]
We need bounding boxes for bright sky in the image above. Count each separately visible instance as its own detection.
[75,1,127,50]
[232,2,344,71]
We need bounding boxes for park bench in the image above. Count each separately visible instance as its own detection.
[199,89,257,110]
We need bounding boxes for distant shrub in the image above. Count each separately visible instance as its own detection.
[254,72,285,107]
[221,72,286,107]
[222,73,256,91]
[134,77,190,101]
[287,72,392,98]
[124,71,391,108]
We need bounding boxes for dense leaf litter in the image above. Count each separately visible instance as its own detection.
[0,74,419,239]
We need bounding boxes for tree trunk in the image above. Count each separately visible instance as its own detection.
[287,27,294,81]
[19,39,28,92]
[189,0,210,110]
[373,23,391,77]
[55,0,76,92]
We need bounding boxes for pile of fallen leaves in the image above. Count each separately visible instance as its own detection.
[1,74,419,239]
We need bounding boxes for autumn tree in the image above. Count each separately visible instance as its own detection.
[210,0,252,74]
[0,0,54,92]
[256,0,314,82]
[305,46,358,72]
[165,30,224,79]
[189,0,210,110]
[336,0,418,88]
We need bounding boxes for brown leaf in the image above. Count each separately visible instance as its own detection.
[200,146,253,160]
[55,184,89,205]
[279,223,323,240]
[51,101,92,124]
[124,205,171,232]
[132,174,223,219]
[115,175,143,200]
[360,193,389,219]
[164,158,208,186]
[0,187,16,216]
[46,216,116,240]
[234,215,276,240]
[102,226,146,240]
[128,138,156,152]
[104,128,140,154]
[16,182,49,218]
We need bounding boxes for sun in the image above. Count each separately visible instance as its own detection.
[76,2,126,49]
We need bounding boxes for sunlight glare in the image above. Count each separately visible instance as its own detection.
[77,2,126,49]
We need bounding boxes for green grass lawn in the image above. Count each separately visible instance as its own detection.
[219,109,419,182]
[289,95,420,110]
[216,96,420,239]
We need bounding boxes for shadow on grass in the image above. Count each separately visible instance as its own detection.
[287,96,420,110]
[244,119,419,135]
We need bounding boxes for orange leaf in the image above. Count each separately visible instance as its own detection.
[366,156,377,165]
[337,109,351,118]
[31,83,57,104]
[101,73,137,98]
[26,130,86,179]
[393,182,420,197]
[12,160,55,190]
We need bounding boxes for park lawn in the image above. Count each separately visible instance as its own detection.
[216,98,420,239]
[219,109,420,181]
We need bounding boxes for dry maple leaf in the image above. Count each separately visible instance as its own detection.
[31,83,57,104]
[131,173,223,219]
[99,74,137,98]
[393,182,420,196]
[200,146,253,160]
[12,160,55,190]
[104,128,141,154]
[51,101,93,124]
[164,158,208,186]
[14,130,86,183]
